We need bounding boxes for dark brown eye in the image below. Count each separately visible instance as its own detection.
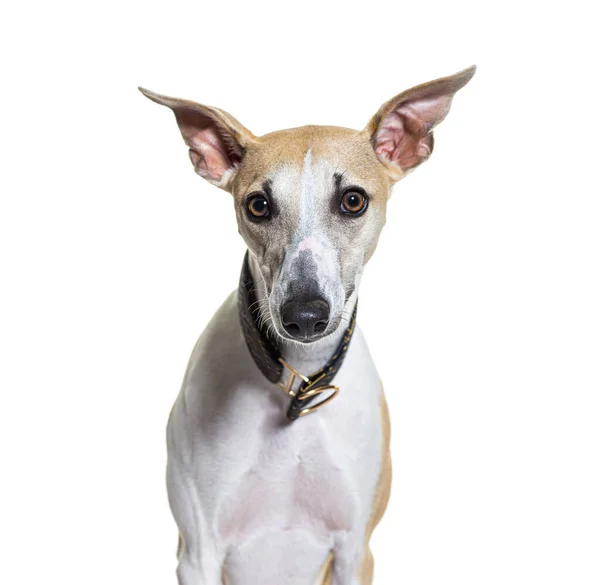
[340,190,368,215]
[246,193,270,219]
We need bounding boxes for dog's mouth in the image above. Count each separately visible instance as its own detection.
[274,321,342,345]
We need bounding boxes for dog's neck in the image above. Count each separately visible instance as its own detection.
[247,252,357,377]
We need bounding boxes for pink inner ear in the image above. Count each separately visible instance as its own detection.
[186,127,235,183]
[175,108,241,185]
[375,95,453,171]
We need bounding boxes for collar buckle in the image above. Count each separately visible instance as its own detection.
[278,359,340,417]
[277,357,309,397]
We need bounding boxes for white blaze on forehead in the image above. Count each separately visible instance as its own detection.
[293,148,328,255]
[298,148,317,233]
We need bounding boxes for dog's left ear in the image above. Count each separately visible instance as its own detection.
[365,66,476,179]
[139,87,256,192]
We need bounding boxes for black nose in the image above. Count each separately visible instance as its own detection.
[281,299,330,340]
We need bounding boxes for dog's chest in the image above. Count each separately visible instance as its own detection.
[174,310,383,556]
[217,416,360,543]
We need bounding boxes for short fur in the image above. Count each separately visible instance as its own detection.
[140,65,475,585]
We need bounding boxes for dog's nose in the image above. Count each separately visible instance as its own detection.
[281,299,330,340]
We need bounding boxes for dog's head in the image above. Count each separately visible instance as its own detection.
[140,66,475,343]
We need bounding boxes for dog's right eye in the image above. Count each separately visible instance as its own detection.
[246,193,271,219]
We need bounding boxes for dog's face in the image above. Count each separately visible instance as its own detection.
[140,66,475,343]
[231,127,391,342]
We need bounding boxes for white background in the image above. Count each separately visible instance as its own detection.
[1,1,598,584]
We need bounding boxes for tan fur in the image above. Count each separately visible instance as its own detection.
[232,125,393,205]
[317,551,334,585]
[177,533,183,560]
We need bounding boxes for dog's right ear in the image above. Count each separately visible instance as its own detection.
[139,88,256,192]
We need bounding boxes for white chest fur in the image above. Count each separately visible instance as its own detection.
[167,292,384,585]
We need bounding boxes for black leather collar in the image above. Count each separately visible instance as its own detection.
[238,252,357,421]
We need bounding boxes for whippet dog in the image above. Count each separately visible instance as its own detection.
[140,65,475,585]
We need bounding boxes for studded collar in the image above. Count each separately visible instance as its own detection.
[238,252,357,421]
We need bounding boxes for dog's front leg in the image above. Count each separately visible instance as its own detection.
[167,420,224,585]
[168,460,224,585]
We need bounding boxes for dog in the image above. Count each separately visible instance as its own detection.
[140,65,475,585]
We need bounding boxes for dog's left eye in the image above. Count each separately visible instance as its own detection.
[340,190,368,215]
[246,193,271,219]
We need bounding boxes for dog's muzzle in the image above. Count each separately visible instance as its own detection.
[281,298,330,340]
